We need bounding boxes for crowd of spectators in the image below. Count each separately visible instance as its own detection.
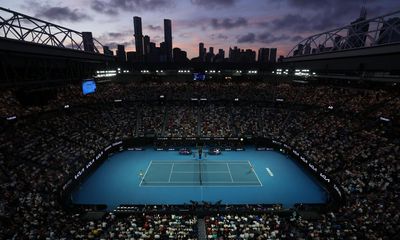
[0,79,399,239]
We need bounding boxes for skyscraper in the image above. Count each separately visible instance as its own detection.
[116,45,126,63]
[82,32,94,53]
[199,43,206,62]
[346,7,369,48]
[133,16,144,61]
[143,35,151,57]
[173,48,188,63]
[164,19,172,62]
[269,48,277,63]
[103,46,113,56]
[258,48,270,63]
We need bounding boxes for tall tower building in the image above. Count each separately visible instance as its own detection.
[199,43,206,62]
[346,7,369,48]
[133,16,144,61]
[143,35,150,55]
[258,48,270,63]
[116,44,126,63]
[164,19,173,62]
[269,48,277,63]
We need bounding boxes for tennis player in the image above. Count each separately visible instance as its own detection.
[139,170,145,182]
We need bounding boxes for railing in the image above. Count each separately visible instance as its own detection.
[288,10,400,57]
[0,6,104,53]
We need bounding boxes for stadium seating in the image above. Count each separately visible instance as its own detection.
[0,80,398,239]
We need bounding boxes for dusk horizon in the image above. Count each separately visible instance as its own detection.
[2,0,400,59]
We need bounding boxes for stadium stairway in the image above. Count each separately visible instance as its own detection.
[197,218,207,240]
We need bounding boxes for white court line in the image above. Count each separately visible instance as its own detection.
[168,163,175,182]
[266,167,274,177]
[248,160,263,187]
[226,163,234,182]
[151,161,249,164]
[141,181,261,184]
[140,185,262,188]
[139,160,153,186]
[172,171,230,173]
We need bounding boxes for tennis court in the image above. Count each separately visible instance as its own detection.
[140,160,262,187]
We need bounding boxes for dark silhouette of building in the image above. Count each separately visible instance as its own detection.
[144,35,151,57]
[160,42,167,62]
[199,42,206,62]
[103,46,113,56]
[304,43,311,55]
[133,16,144,61]
[346,7,369,48]
[116,45,126,63]
[147,42,160,63]
[82,32,95,53]
[258,48,270,63]
[378,17,400,44]
[229,46,256,63]
[164,19,172,62]
[294,44,304,56]
[173,48,188,63]
[205,47,215,63]
[126,51,137,63]
[214,49,225,62]
[269,48,277,63]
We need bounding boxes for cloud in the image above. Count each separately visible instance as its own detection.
[147,24,162,31]
[211,17,248,29]
[92,0,174,15]
[211,33,229,40]
[91,0,118,15]
[237,32,296,44]
[258,32,289,44]
[271,14,311,32]
[237,33,256,43]
[270,0,386,32]
[291,35,304,42]
[103,41,132,49]
[34,6,90,22]
[191,0,236,9]
[108,32,124,38]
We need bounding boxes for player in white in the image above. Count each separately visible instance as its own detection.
[139,170,145,183]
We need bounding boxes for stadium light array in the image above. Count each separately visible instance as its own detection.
[294,69,311,77]
[6,116,16,121]
[141,70,150,73]
[95,70,117,78]
[380,117,390,122]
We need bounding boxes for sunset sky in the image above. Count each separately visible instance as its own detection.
[1,0,399,58]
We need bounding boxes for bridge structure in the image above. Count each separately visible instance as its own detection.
[280,10,400,79]
[0,7,115,87]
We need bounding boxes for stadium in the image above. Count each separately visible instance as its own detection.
[1,1,400,240]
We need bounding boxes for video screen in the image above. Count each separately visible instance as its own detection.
[193,73,206,81]
[82,79,96,95]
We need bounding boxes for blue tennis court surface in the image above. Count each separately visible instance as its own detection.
[141,161,261,186]
[71,147,327,209]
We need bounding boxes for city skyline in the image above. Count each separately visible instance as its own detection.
[1,0,400,58]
